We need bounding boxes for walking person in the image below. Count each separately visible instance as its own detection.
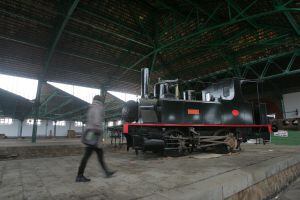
[76,95,116,182]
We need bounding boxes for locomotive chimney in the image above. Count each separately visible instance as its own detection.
[141,68,149,98]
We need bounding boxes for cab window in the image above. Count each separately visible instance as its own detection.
[223,86,230,97]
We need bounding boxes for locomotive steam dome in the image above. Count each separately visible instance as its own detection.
[122,100,138,122]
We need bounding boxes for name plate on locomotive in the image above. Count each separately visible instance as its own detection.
[187,109,200,115]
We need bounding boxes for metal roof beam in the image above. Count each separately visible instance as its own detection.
[127,5,154,46]
[0,9,52,28]
[247,66,261,78]
[41,98,73,117]
[71,18,153,48]
[184,0,220,23]
[283,11,300,35]
[0,35,140,73]
[156,29,250,72]
[39,91,58,107]
[248,51,300,80]
[8,3,149,40]
[285,52,298,71]
[173,34,287,73]
[42,0,80,76]
[64,31,146,56]
[262,69,300,80]
[69,114,86,121]
[104,113,122,120]
[234,0,259,19]
[163,28,250,50]
[1,9,151,54]
[156,0,185,18]
[105,106,123,113]
[127,6,292,70]
[192,50,298,81]
[54,105,88,120]
[113,5,159,73]
[260,61,271,79]
[77,6,145,36]
[228,0,259,28]
[159,4,221,41]
[274,1,300,35]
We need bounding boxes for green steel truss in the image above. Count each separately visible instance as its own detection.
[127,2,299,71]
[190,49,300,82]
[32,0,80,142]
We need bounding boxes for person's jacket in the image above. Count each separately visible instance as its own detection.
[86,99,104,132]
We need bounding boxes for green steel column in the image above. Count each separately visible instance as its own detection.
[31,0,79,142]
[45,120,48,137]
[101,87,107,137]
[32,80,43,143]
[54,121,57,138]
[19,119,23,138]
[281,96,286,119]
[81,122,84,134]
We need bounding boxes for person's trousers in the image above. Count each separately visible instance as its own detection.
[77,146,108,176]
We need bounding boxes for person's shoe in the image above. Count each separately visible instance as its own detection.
[105,170,117,178]
[76,175,91,182]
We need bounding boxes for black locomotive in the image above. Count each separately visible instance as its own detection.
[122,68,273,155]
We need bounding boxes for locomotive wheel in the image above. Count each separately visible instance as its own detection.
[164,129,189,156]
[214,130,238,154]
[216,144,230,154]
[224,133,238,151]
[152,150,164,156]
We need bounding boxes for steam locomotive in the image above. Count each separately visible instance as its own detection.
[122,68,273,155]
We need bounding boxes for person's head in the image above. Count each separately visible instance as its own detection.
[93,95,105,103]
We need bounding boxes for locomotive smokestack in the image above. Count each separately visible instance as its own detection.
[141,68,149,98]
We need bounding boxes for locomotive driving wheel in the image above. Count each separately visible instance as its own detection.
[214,129,239,154]
[164,129,190,155]
[224,133,238,152]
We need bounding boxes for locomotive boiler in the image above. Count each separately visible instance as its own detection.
[122,68,273,155]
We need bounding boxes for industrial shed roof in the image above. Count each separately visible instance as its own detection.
[0,0,299,94]
[0,88,33,120]
[38,82,90,121]
[38,83,125,121]
[0,82,124,121]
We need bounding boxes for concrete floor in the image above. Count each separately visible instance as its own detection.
[274,177,300,200]
[0,138,84,147]
[0,143,300,200]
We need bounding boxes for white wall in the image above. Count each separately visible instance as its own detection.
[0,119,20,137]
[0,119,83,137]
[283,92,300,119]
